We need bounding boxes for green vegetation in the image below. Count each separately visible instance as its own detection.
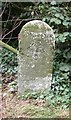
[1,49,18,75]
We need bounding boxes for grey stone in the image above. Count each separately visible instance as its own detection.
[18,20,55,94]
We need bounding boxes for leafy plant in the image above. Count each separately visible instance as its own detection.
[1,48,18,75]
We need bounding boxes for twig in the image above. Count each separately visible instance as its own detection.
[6,17,20,44]
[0,18,42,22]
[1,19,23,40]
[0,2,7,18]
[0,41,18,54]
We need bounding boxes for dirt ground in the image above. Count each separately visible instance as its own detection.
[0,86,70,119]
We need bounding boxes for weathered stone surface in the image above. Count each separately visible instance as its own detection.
[18,20,55,94]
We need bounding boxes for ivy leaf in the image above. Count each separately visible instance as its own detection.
[67,51,71,59]
[58,34,66,42]
[63,21,69,26]
[63,32,69,36]
[39,95,44,99]
[50,18,61,24]
[60,65,69,72]
[60,15,64,20]
[51,1,56,5]
[55,13,64,20]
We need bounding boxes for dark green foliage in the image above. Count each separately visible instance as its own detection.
[1,48,18,75]
[42,2,71,104]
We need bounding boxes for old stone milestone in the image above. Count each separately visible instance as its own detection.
[18,20,55,94]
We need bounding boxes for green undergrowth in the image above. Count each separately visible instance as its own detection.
[18,89,69,109]
[0,48,18,75]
